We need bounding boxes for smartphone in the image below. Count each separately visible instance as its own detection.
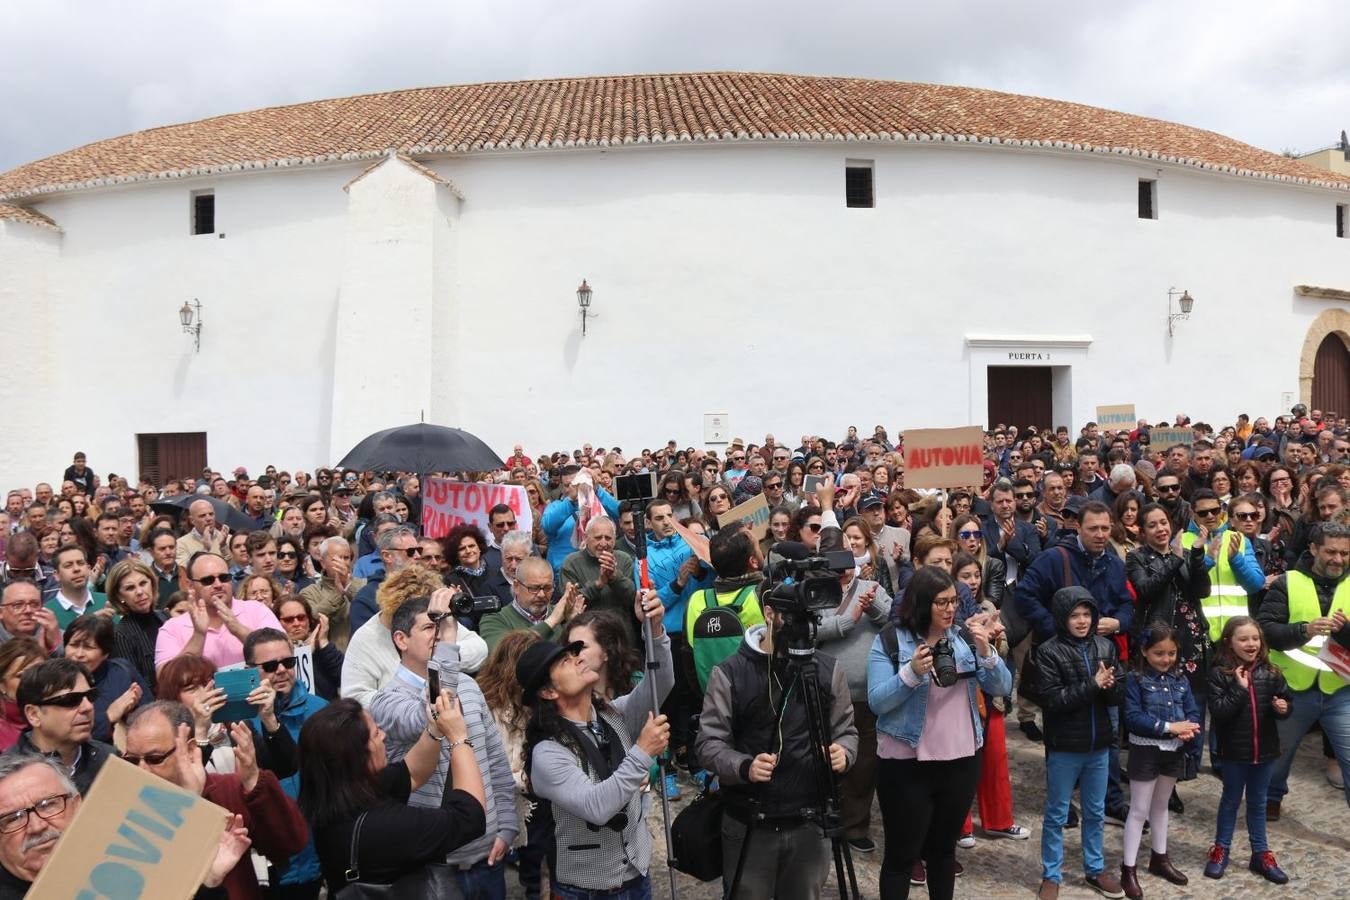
[804,474,827,493]
[427,668,440,701]
[212,668,260,724]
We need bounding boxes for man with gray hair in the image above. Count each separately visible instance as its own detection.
[349,525,420,636]
[174,497,230,569]
[1090,463,1138,507]
[0,754,82,894]
[479,557,585,653]
[489,531,533,606]
[561,516,637,629]
[299,536,365,651]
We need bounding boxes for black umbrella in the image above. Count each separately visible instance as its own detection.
[336,423,505,475]
[151,494,260,534]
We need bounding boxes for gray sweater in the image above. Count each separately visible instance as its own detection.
[369,640,518,865]
[815,577,893,701]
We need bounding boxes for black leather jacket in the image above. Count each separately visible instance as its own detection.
[1125,544,1212,635]
[1207,663,1292,763]
[983,557,1007,609]
[1034,587,1125,753]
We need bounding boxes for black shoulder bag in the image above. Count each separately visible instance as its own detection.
[337,811,463,900]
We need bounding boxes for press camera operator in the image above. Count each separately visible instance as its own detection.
[695,560,859,899]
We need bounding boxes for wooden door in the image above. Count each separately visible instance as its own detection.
[137,433,208,485]
[987,366,1052,432]
[1311,334,1350,416]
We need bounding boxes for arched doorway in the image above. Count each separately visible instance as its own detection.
[1312,333,1350,414]
[1299,308,1350,411]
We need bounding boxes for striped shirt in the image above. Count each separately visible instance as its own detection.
[369,641,518,865]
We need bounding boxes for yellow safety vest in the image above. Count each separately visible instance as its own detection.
[1181,529,1250,642]
[1268,571,1350,694]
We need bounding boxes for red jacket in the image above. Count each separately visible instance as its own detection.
[203,771,309,899]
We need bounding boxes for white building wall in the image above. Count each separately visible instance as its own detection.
[0,140,1346,487]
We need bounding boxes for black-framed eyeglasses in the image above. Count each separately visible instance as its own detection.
[122,747,177,768]
[194,573,231,586]
[1156,484,1181,494]
[1195,507,1222,518]
[0,793,73,834]
[493,519,517,528]
[397,546,423,558]
[1014,492,1036,499]
[37,689,97,708]
[276,551,298,560]
[515,579,552,595]
[255,656,298,674]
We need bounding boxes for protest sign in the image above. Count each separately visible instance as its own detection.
[717,494,771,543]
[1319,640,1350,683]
[293,643,314,694]
[671,520,711,566]
[1148,427,1194,451]
[30,756,226,900]
[904,427,985,489]
[422,478,534,540]
[1095,404,1136,429]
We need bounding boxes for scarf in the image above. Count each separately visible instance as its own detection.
[456,562,486,579]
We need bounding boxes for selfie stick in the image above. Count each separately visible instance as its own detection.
[634,499,679,899]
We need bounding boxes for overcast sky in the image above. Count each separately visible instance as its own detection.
[3,0,1348,173]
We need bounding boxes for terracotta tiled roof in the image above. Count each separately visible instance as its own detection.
[0,203,60,230]
[1,72,1346,200]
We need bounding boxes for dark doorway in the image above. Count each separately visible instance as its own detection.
[137,432,208,486]
[988,366,1053,431]
[1311,334,1350,416]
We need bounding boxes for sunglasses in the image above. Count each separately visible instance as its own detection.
[1195,507,1222,517]
[279,614,310,625]
[38,689,98,708]
[1232,511,1262,522]
[1156,484,1181,494]
[397,546,423,558]
[255,656,298,674]
[122,747,176,768]
[276,551,298,560]
[804,523,822,532]
[957,529,983,540]
[1014,492,1036,499]
[194,573,231,586]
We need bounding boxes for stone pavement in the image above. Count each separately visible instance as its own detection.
[505,728,1347,898]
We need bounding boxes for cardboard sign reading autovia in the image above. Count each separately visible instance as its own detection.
[903,426,985,489]
[30,756,226,900]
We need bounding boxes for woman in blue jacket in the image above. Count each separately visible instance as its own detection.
[868,566,1011,900]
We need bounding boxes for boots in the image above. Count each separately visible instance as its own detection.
[1119,863,1142,899]
[1147,851,1188,886]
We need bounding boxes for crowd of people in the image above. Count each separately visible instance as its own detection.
[0,405,1345,900]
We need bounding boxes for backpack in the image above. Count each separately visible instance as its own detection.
[690,585,755,692]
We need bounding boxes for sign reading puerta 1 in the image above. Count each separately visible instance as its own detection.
[422,478,535,540]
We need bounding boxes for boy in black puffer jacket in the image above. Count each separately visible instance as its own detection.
[1033,586,1126,900]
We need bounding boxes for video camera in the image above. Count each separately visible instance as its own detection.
[763,543,855,654]
[429,595,503,621]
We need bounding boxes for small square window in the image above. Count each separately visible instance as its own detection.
[1337,204,1347,239]
[846,162,874,208]
[192,191,215,235]
[1138,179,1157,220]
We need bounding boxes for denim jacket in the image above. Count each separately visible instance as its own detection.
[866,625,1012,749]
[1123,668,1200,741]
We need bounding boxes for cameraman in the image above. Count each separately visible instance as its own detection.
[696,601,858,899]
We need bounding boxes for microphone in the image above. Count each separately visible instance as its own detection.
[770,540,814,561]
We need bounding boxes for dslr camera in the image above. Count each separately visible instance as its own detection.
[929,637,959,687]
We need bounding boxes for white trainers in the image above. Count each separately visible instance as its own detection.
[957,832,977,849]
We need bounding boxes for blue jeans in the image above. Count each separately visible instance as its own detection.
[1269,686,1350,808]
[1043,749,1109,883]
[452,859,507,900]
[551,875,651,900]
[1215,760,1273,853]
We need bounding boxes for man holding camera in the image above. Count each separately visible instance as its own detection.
[696,602,858,899]
[371,588,518,898]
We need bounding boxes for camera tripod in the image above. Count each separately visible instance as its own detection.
[726,628,862,900]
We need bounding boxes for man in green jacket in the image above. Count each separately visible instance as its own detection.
[43,545,109,630]
[478,556,584,653]
[560,517,636,632]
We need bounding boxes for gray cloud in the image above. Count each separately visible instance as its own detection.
[3,0,1347,173]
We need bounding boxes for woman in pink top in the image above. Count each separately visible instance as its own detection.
[867,567,1012,900]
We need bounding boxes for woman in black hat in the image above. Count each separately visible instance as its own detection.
[517,591,672,899]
